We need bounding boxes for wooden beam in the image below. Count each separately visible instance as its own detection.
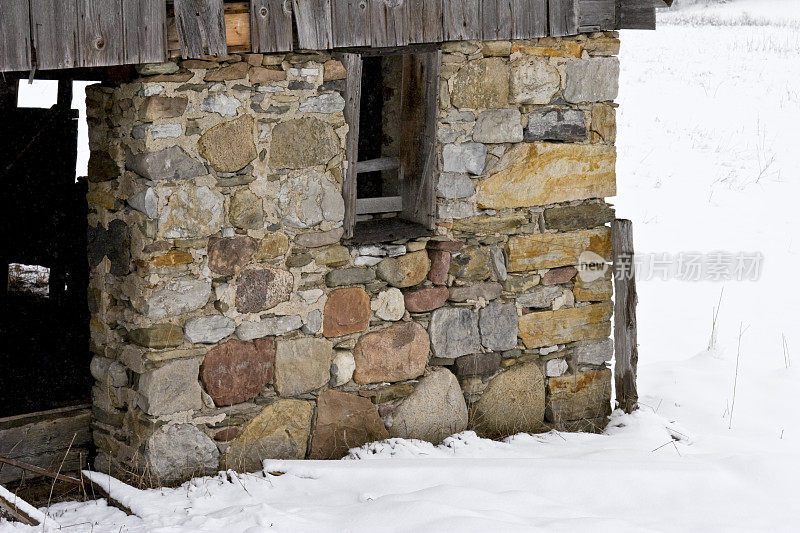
[0,489,40,526]
[549,0,579,36]
[174,0,228,57]
[292,0,333,50]
[612,218,639,413]
[617,0,655,30]
[0,0,32,72]
[578,0,616,32]
[250,0,293,53]
[356,156,400,173]
[338,52,362,239]
[356,195,403,214]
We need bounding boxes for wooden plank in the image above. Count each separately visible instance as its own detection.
[338,52,362,239]
[481,0,513,41]
[331,0,370,48]
[0,456,82,485]
[549,0,579,36]
[121,0,167,65]
[350,217,432,245]
[511,0,547,38]
[0,0,32,72]
[370,0,409,48]
[617,0,655,30]
[292,0,332,50]
[174,0,227,58]
[612,218,639,413]
[356,156,400,173]
[226,11,252,49]
[251,0,293,52]
[30,0,80,70]
[77,0,125,67]
[442,0,481,41]
[0,489,40,526]
[356,195,403,214]
[578,0,615,31]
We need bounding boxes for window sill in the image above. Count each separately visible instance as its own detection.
[349,218,432,245]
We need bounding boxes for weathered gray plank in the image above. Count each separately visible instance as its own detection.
[511,0,548,38]
[122,0,167,64]
[293,0,332,50]
[356,156,400,173]
[617,0,655,30]
[78,0,125,67]
[612,218,639,413]
[0,492,39,527]
[0,0,32,72]
[481,0,513,41]
[443,0,481,41]
[338,52,362,239]
[30,0,80,70]
[174,0,227,58]
[579,0,615,31]
[251,0,294,52]
[331,0,370,48]
[549,0,579,36]
[370,0,409,48]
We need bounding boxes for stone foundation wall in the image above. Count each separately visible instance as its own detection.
[86,32,620,485]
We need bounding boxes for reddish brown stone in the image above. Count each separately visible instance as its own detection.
[200,338,275,406]
[322,287,370,338]
[403,286,450,313]
[352,322,430,385]
[427,249,451,285]
[208,236,256,276]
[309,390,389,459]
[427,240,465,252]
[214,427,241,442]
[542,266,578,286]
[235,267,293,314]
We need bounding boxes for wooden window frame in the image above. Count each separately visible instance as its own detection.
[338,48,441,242]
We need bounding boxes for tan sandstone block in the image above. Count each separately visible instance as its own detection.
[518,302,612,349]
[506,227,611,272]
[476,143,616,209]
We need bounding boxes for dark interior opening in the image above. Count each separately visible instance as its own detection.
[1,79,91,418]
[357,56,385,199]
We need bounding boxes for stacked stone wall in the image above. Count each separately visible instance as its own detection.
[85,32,620,485]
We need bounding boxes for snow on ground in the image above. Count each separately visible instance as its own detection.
[3,1,799,531]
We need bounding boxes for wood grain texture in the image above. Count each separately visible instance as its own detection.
[30,0,80,70]
[339,52,362,238]
[293,0,332,49]
[512,0,548,38]
[481,0,513,41]
[331,0,370,48]
[0,0,32,72]
[77,0,124,67]
[548,0,578,36]
[174,0,227,57]
[443,0,481,41]
[578,0,615,31]
[122,0,167,64]
[612,218,639,413]
[370,0,409,48]
[617,0,655,30]
[251,0,293,52]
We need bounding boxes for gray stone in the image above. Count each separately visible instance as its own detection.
[144,424,219,483]
[479,302,518,351]
[302,309,323,334]
[158,185,224,239]
[330,351,355,386]
[489,245,507,281]
[279,170,344,228]
[429,307,480,359]
[564,57,620,103]
[438,201,476,220]
[543,202,615,232]
[131,124,148,139]
[128,188,158,219]
[472,109,523,143]
[269,117,339,169]
[299,92,345,113]
[137,62,179,76]
[545,358,568,377]
[143,279,212,319]
[388,368,468,443]
[126,146,206,181]
[517,286,563,309]
[436,173,475,199]
[149,123,183,139]
[472,362,546,437]
[325,267,376,287]
[237,315,303,340]
[448,282,502,302]
[437,126,463,144]
[572,338,613,366]
[525,107,587,142]
[509,56,560,105]
[201,94,242,116]
[442,143,487,175]
[236,267,293,314]
[90,356,128,387]
[229,189,264,230]
[294,227,344,248]
[354,256,382,266]
[274,338,332,396]
[137,357,203,416]
[184,315,235,344]
[358,244,406,257]
[441,109,475,124]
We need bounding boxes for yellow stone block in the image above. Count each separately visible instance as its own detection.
[475,143,616,210]
[506,227,611,272]
[150,249,193,267]
[511,41,583,58]
[518,302,612,349]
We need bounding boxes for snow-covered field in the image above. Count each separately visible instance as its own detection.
[3,1,798,531]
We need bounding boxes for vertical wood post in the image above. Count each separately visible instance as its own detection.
[612,218,639,413]
[338,52,362,239]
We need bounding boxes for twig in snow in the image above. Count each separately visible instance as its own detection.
[708,288,724,351]
[729,322,748,430]
[782,334,791,368]
[43,432,77,529]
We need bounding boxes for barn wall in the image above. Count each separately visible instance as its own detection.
[86,32,620,485]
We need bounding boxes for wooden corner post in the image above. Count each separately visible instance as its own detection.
[612,218,639,413]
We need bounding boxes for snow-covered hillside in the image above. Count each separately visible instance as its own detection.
[3,1,798,531]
